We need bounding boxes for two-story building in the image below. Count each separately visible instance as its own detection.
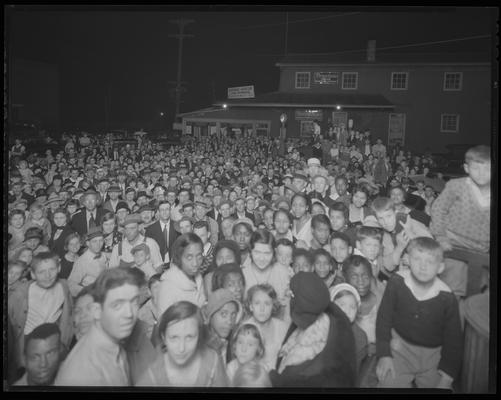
[180,42,492,153]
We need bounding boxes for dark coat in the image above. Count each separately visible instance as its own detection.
[70,206,107,237]
[48,224,75,259]
[144,219,179,262]
[270,303,357,388]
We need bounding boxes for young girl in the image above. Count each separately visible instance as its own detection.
[348,185,372,226]
[204,240,241,296]
[312,248,343,288]
[271,209,295,242]
[330,283,369,378]
[233,361,272,388]
[25,202,52,245]
[274,238,294,274]
[60,233,81,280]
[232,220,254,269]
[212,263,246,305]
[243,284,289,371]
[226,324,266,384]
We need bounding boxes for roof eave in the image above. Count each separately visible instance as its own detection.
[213,102,394,109]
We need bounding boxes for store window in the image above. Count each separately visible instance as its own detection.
[440,114,460,133]
[391,72,408,90]
[443,72,463,91]
[295,72,311,89]
[342,72,358,90]
[255,122,270,137]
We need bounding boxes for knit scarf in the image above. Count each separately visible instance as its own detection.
[277,313,330,374]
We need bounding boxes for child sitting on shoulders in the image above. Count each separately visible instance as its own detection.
[376,237,462,389]
[243,284,289,371]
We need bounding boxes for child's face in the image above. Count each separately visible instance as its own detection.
[329,210,346,231]
[53,212,67,227]
[223,272,244,301]
[314,254,332,279]
[250,290,273,323]
[292,255,313,274]
[274,212,290,234]
[26,238,41,250]
[375,209,397,232]
[32,259,60,289]
[465,160,491,187]
[211,302,238,339]
[67,237,81,254]
[356,238,381,262]
[8,265,25,285]
[234,224,252,252]
[335,179,347,195]
[215,247,236,267]
[235,331,261,365]
[133,250,148,266]
[194,228,209,245]
[408,248,444,285]
[10,214,25,229]
[87,236,104,254]
[334,294,358,323]
[291,196,308,219]
[330,238,351,264]
[263,210,274,229]
[346,265,371,298]
[424,187,434,197]
[312,223,331,246]
[352,191,367,208]
[275,245,293,267]
[311,203,326,216]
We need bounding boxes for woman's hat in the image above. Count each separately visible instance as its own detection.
[116,202,130,213]
[204,288,240,323]
[290,272,331,330]
[24,227,44,242]
[329,283,361,306]
[123,214,142,226]
[108,185,122,193]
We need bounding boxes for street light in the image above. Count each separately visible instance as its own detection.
[160,112,164,116]
[222,103,228,109]
[336,105,341,110]
[279,113,287,155]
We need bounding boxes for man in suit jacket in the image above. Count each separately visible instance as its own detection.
[70,189,107,237]
[102,185,122,213]
[144,200,178,264]
[232,197,256,224]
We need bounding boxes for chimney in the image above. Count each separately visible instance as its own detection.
[367,40,376,62]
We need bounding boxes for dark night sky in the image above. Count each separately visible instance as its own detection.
[6,6,496,129]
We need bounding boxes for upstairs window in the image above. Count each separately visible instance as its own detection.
[391,72,408,90]
[295,72,311,89]
[342,72,358,89]
[444,72,463,91]
[441,114,460,132]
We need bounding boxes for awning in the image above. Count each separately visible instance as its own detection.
[214,91,394,109]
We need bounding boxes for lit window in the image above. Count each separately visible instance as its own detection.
[342,72,358,90]
[391,72,408,90]
[444,72,462,91]
[440,114,460,132]
[295,72,311,89]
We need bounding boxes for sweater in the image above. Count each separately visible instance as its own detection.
[430,177,490,253]
[375,271,463,379]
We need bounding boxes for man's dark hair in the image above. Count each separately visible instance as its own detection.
[24,323,61,353]
[92,267,146,305]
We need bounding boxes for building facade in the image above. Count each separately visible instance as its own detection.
[180,45,491,153]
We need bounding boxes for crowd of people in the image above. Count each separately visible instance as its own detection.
[6,128,491,390]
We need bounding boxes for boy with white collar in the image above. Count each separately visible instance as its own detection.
[375,237,462,389]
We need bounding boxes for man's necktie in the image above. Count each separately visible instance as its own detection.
[89,214,96,229]
[163,224,169,249]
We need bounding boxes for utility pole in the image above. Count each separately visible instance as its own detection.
[168,19,194,122]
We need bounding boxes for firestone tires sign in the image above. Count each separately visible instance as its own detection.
[227,85,255,99]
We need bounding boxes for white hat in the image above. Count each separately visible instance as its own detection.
[307,158,321,166]
[329,283,361,306]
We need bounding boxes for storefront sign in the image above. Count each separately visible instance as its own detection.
[295,109,323,120]
[227,85,255,99]
[314,72,339,85]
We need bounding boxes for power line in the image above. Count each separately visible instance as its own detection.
[231,12,362,31]
[251,34,491,56]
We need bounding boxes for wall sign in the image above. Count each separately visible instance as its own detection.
[295,109,323,120]
[227,85,255,99]
[314,72,339,85]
